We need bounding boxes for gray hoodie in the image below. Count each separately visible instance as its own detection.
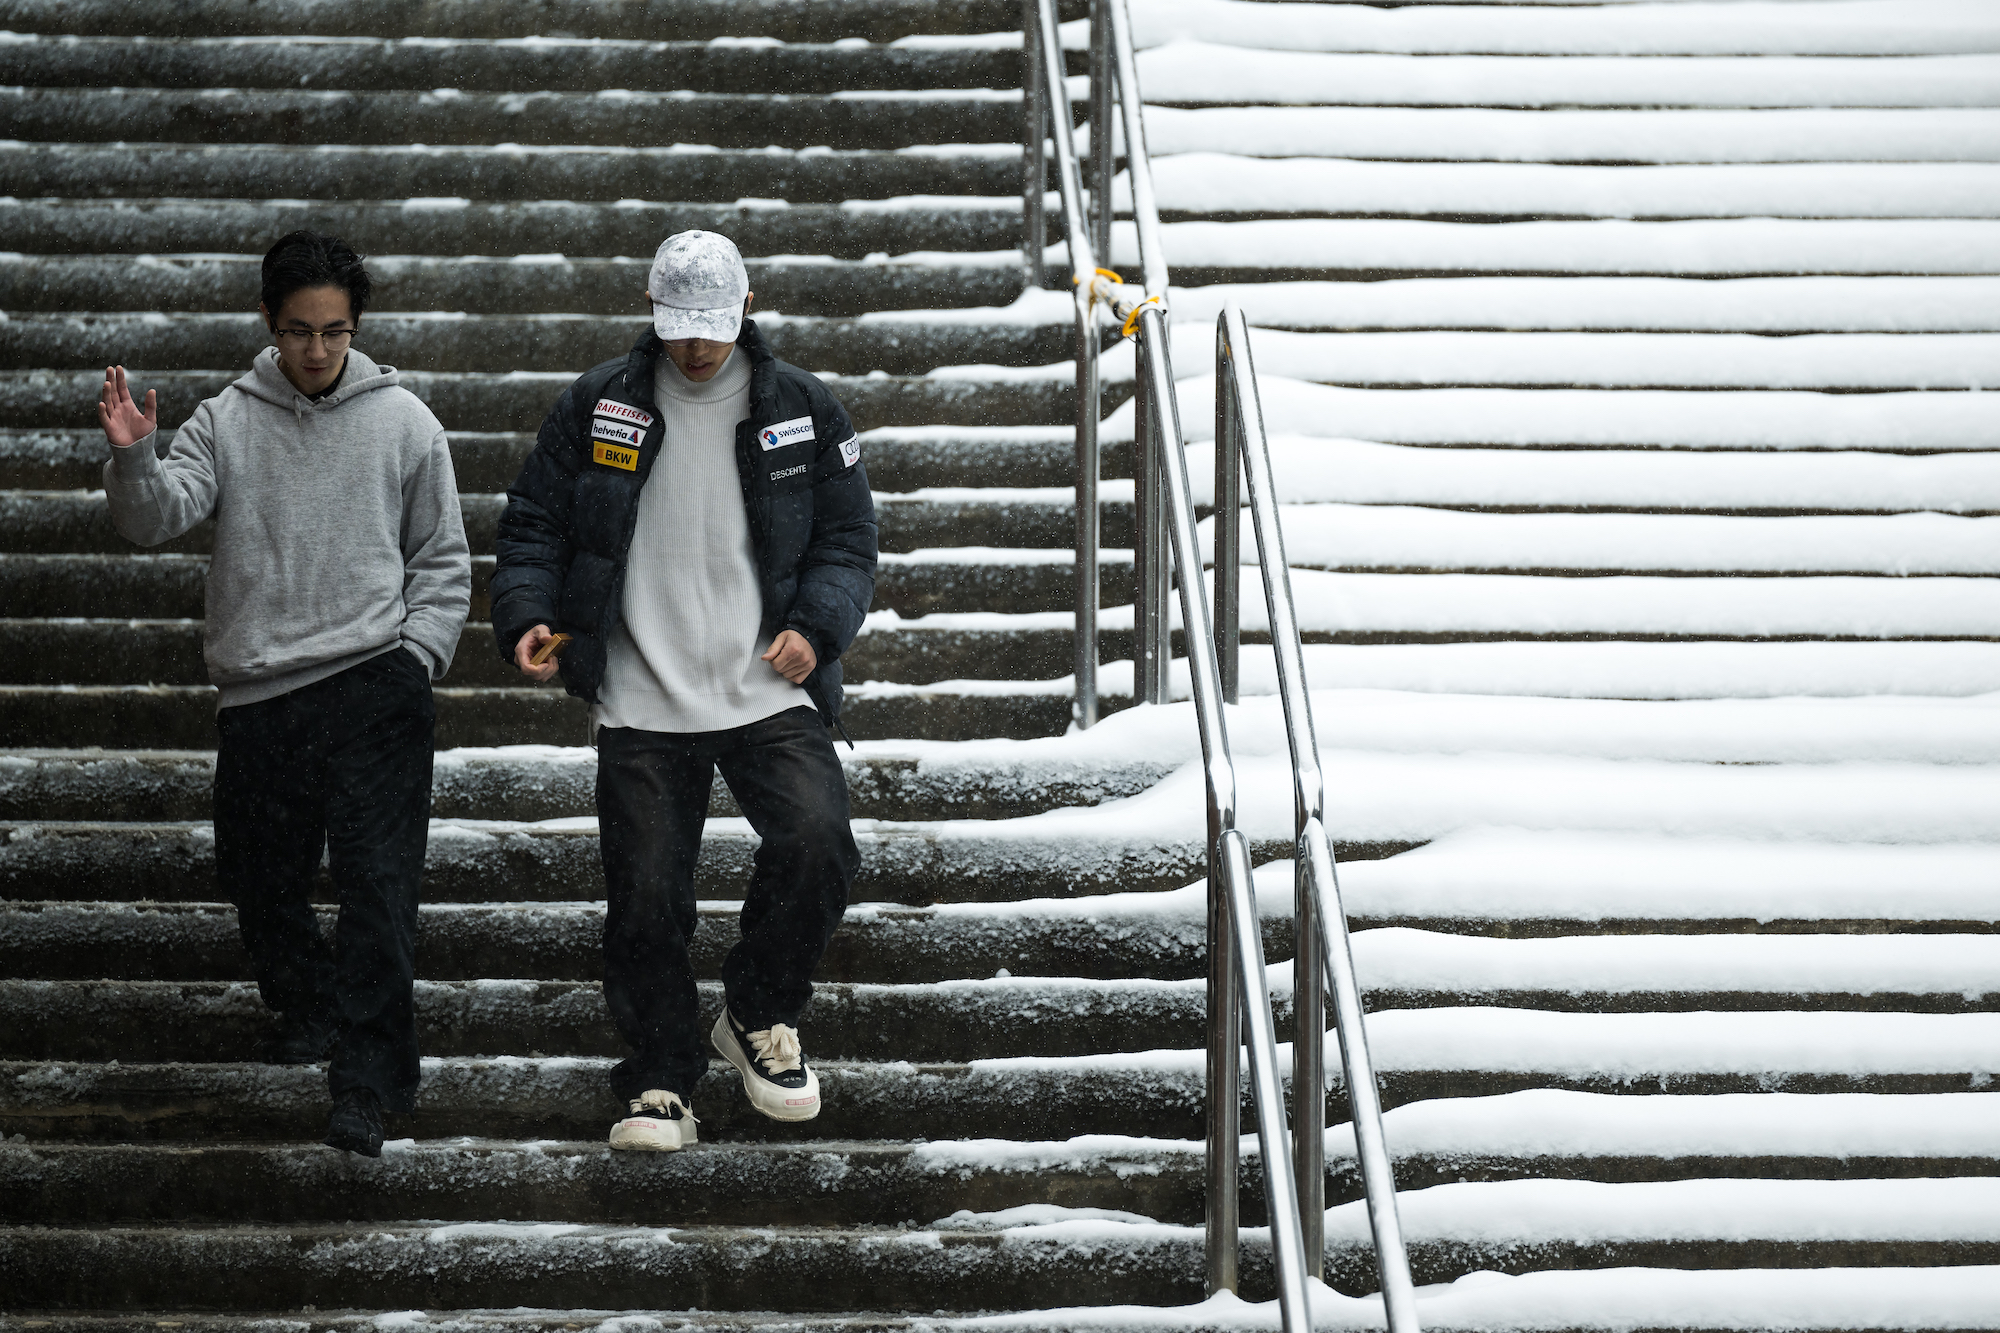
[104,345,471,710]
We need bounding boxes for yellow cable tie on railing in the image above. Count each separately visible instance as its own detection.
[1120,294,1164,339]
[1077,267,1125,309]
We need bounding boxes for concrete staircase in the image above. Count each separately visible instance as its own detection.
[5,0,2000,1328]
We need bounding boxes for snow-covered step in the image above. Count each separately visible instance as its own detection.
[0,976,1217,1063]
[0,246,1032,316]
[1207,506,2000,577]
[0,141,1024,204]
[0,816,1309,906]
[0,895,1234,985]
[0,680,1087,749]
[0,368,1072,433]
[1180,437,2000,514]
[1141,43,2000,109]
[5,1177,1999,1310]
[1146,106,2000,164]
[1142,155,2000,221]
[1338,828,2000,934]
[1342,928,2000,1012]
[0,741,1173,824]
[0,0,1031,42]
[1188,639,2000,701]
[1233,330,2000,392]
[0,1054,1213,1145]
[0,1218,1217,1314]
[0,197,1026,269]
[1220,567,2000,640]
[1149,375,2000,450]
[1168,276,2000,334]
[0,311,1070,380]
[0,549,1129,619]
[1126,0,2000,59]
[3,88,1027,151]
[926,687,2000,772]
[1357,1090,2000,1190]
[1318,1174,2000,1293]
[1127,219,2000,280]
[0,34,1035,94]
[1,1137,1209,1228]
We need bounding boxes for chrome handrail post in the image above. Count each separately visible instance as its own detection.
[1214,329,1241,705]
[1106,0,1167,301]
[1074,284,1099,730]
[1144,304,1310,1329]
[1089,0,1115,268]
[1021,0,1046,289]
[1224,304,1419,1330]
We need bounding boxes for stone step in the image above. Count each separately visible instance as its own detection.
[0,493,1136,559]
[0,682,1090,748]
[9,902,1993,1017]
[0,1055,1213,1144]
[0,745,1173,823]
[0,618,1142,689]
[0,550,1135,621]
[0,1219,1233,1313]
[0,312,1071,378]
[6,1183,1999,1308]
[0,1137,1217,1230]
[9,1046,1991,1149]
[0,898,1239,984]
[0,33,1074,93]
[0,202,1026,266]
[0,142,1024,205]
[0,428,1108,494]
[0,976,1218,1063]
[12,1114,1997,1228]
[0,818,1326,906]
[0,369,1076,432]
[0,88,1028,152]
[0,0,1075,42]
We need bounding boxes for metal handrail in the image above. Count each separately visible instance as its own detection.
[1025,4,1319,1325]
[1216,305,1422,1333]
[1022,0,1106,729]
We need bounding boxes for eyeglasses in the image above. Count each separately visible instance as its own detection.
[274,329,356,349]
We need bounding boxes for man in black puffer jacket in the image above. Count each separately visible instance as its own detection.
[491,231,875,1152]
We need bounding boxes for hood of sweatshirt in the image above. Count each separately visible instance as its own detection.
[233,345,403,420]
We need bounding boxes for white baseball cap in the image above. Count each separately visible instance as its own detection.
[648,230,749,343]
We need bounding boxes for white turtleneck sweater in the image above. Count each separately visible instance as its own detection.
[592,346,807,735]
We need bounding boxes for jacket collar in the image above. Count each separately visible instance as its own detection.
[624,319,777,416]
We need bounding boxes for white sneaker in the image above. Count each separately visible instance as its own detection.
[711,1008,821,1122]
[608,1089,698,1151]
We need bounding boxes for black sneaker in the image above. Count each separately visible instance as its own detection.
[324,1088,384,1157]
[711,1007,820,1122]
[262,1010,334,1066]
[609,1089,698,1151]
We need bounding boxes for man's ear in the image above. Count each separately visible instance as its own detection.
[258,301,274,332]
[744,292,755,314]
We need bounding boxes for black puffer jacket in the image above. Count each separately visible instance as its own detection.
[490,321,878,724]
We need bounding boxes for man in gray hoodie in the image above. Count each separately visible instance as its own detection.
[96,230,471,1157]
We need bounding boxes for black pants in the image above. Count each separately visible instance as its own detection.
[213,648,434,1112]
[597,706,858,1101]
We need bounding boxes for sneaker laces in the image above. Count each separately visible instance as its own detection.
[630,1089,696,1122]
[748,1022,804,1076]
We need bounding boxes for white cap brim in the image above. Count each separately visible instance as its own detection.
[653,302,743,343]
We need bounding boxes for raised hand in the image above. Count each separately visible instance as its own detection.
[97,365,157,449]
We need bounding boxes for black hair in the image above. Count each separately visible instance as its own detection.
[260,230,371,325]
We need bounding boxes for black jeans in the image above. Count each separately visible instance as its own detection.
[213,647,434,1112]
[597,706,858,1101]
